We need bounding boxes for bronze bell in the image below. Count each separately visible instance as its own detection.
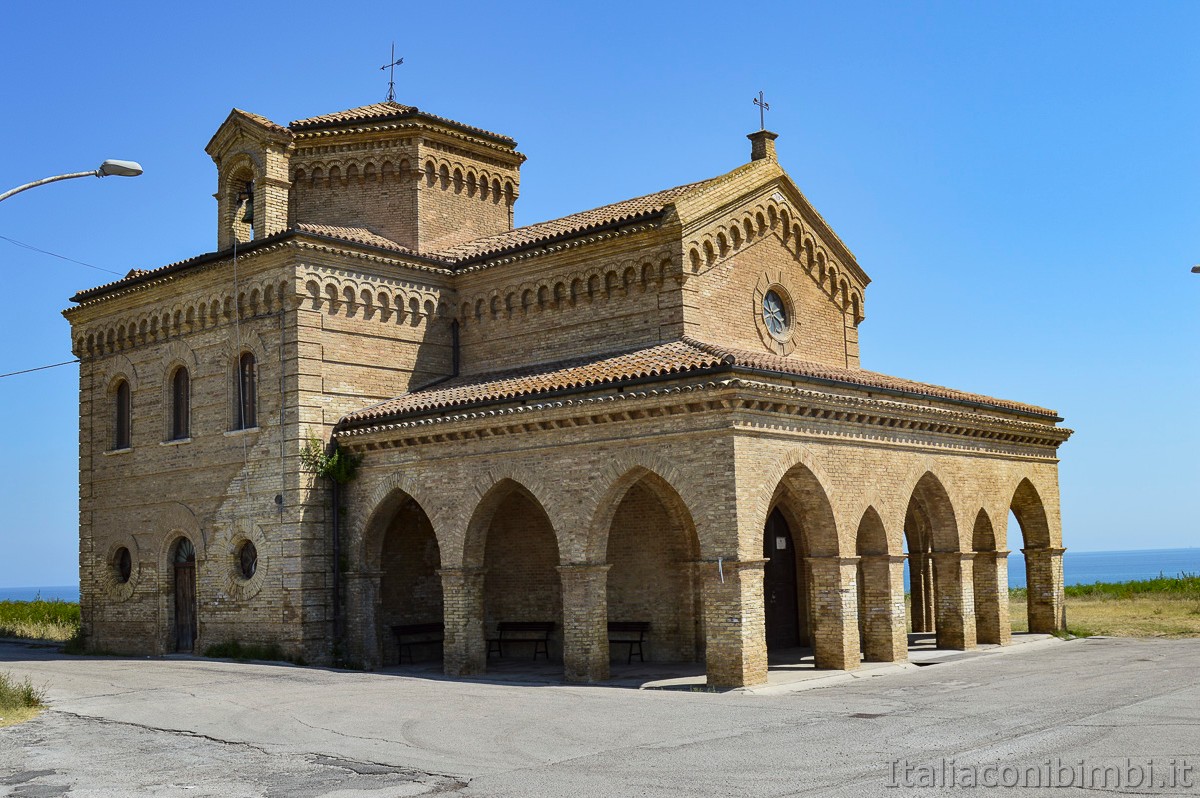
[238,182,254,225]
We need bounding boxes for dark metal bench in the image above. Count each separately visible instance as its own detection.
[608,621,650,664]
[391,621,444,664]
[487,621,555,660]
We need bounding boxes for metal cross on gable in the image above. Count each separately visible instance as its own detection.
[381,43,404,103]
[753,90,770,130]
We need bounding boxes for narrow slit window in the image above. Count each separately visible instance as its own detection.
[114,379,131,449]
[236,352,257,429]
[170,367,190,440]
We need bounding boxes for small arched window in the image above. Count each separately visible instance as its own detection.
[113,379,131,450]
[170,366,190,440]
[235,352,257,430]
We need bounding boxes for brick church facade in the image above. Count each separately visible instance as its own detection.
[65,100,1071,687]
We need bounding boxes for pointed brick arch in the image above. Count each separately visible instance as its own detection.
[767,460,857,670]
[971,508,1011,645]
[585,464,698,563]
[347,480,444,669]
[856,506,907,662]
[460,478,564,673]
[1009,478,1065,633]
[904,472,976,650]
[602,470,702,672]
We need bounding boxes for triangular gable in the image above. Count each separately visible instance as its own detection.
[205,108,293,160]
[671,158,869,288]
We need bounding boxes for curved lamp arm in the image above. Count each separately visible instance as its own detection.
[0,160,143,203]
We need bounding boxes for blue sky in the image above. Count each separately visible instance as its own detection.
[0,1,1196,586]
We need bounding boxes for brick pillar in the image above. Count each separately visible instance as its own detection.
[439,567,486,676]
[973,550,1012,645]
[345,569,382,669]
[558,564,610,683]
[807,556,862,671]
[701,558,767,688]
[932,552,977,650]
[859,555,908,662]
[1023,547,1066,633]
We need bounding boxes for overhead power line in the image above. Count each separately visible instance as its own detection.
[0,233,123,276]
[0,359,80,379]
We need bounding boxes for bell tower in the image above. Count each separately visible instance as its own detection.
[205,110,294,249]
[286,102,524,253]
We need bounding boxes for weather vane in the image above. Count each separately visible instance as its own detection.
[381,43,404,103]
[753,91,770,130]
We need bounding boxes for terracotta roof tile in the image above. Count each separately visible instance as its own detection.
[232,108,292,137]
[338,338,1058,430]
[294,223,415,254]
[288,101,516,144]
[434,181,708,263]
[341,341,729,425]
[289,101,417,128]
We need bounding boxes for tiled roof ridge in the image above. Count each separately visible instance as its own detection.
[287,101,515,144]
[680,336,1057,418]
[434,179,713,264]
[229,108,292,137]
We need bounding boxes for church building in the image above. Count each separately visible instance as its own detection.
[65,99,1071,687]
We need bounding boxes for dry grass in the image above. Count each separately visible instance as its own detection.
[1010,594,1200,638]
[0,600,80,643]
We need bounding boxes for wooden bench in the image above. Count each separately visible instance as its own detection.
[487,621,555,660]
[608,621,650,664]
[391,622,444,664]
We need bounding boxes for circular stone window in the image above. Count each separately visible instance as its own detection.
[238,541,258,580]
[114,547,132,584]
[762,289,789,340]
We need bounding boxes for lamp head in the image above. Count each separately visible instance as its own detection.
[97,160,143,178]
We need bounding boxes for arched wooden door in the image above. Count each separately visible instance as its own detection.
[763,509,799,649]
[173,538,197,652]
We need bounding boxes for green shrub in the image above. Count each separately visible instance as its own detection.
[0,672,45,711]
[1063,573,1200,600]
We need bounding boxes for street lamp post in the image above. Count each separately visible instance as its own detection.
[0,160,144,203]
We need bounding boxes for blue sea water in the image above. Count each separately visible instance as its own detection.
[0,585,80,603]
[906,547,1200,590]
[2,549,1198,602]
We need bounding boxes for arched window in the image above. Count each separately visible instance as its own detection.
[235,352,257,430]
[170,367,190,440]
[113,379,131,450]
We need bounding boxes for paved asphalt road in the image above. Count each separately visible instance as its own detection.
[1,637,1197,797]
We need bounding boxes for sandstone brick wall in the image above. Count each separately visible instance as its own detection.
[69,250,307,657]
[292,165,420,249]
[684,231,850,366]
[414,139,517,252]
[455,232,680,374]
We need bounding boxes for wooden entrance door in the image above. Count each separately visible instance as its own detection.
[763,509,799,649]
[173,539,197,652]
